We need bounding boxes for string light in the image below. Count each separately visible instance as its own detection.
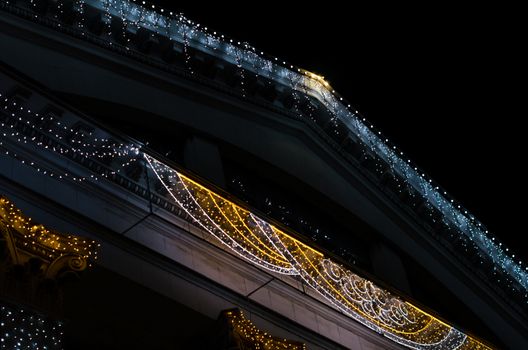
[222,309,306,350]
[0,304,63,350]
[0,93,141,182]
[0,196,98,275]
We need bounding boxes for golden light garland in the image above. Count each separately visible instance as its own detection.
[223,309,306,350]
[145,154,492,350]
[0,196,98,278]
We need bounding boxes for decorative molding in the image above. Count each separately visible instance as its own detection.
[0,195,97,316]
[0,196,98,280]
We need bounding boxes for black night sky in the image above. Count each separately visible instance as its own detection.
[154,2,526,261]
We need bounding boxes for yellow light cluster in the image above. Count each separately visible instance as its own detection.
[146,154,492,350]
[0,196,98,267]
[224,309,306,350]
[301,69,331,88]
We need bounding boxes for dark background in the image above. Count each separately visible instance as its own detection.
[152,2,526,262]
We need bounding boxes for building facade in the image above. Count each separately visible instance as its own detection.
[1,0,527,348]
